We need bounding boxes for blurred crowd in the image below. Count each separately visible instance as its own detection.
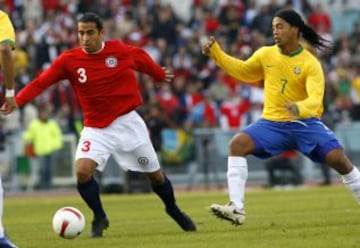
[0,0,360,148]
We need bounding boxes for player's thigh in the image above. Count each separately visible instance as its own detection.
[294,119,342,163]
[242,119,291,158]
[228,132,255,156]
[113,142,161,173]
[75,127,112,172]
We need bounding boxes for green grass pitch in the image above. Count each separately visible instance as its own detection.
[4,185,360,248]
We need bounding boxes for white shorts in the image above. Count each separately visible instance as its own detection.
[75,111,161,172]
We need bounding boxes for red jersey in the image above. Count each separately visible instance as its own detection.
[16,40,166,127]
[220,99,250,128]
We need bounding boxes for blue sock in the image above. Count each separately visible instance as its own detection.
[152,175,177,211]
[77,177,106,219]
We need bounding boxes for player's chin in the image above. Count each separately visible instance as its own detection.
[82,46,92,53]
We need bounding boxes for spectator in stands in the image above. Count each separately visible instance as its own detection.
[219,93,250,131]
[156,83,181,121]
[21,101,38,129]
[87,0,112,20]
[22,104,63,189]
[172,76,203,124]
[185,91,219,129]
[250,4,273,44]
[22,0,43,26]
[285,0,313,18]
[150,3,179,49]
[208,76,231,106]
[217,1,245,44]
[307,2,331,34]
[142,104,176,154]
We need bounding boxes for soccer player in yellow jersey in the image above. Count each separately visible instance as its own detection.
[0,10,18,248]
[202,8,360,225]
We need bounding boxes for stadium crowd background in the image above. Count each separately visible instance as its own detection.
[0,0,360,189]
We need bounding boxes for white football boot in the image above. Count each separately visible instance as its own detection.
[210,201,245,226]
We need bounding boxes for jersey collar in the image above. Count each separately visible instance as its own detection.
[279,44,304,57]
[82,41,105,54]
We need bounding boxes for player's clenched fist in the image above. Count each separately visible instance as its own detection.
[0,97,18,115]
[162,67,174,83]
[201,36,216,56]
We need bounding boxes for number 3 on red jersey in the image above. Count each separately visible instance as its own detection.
[77,68,87,83]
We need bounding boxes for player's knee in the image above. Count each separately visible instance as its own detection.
[146,170,164,185]
[326,149,354,174]
[76,159,97,183]
[228,133,253,156]
[76,170,92,183]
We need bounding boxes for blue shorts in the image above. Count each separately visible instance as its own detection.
[243,118,343,163]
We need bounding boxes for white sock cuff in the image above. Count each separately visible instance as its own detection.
[228,156,247,169]
[342,166,360,183]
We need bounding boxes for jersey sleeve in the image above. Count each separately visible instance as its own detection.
[126,44,165,82]
[0,11,15,48]
[209,42,264,83]
[16,54,67,107]
[295,59,325,118]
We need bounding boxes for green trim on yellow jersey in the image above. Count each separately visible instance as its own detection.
[0,38,15,49]
[279,45,304,57]
[210,42,325,122]
[0,10,16,48]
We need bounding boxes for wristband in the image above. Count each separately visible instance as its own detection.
[5,89,15,97]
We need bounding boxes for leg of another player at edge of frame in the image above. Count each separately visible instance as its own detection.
[0,176,18,248]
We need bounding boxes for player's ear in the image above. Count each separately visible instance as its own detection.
[99,28,105,36]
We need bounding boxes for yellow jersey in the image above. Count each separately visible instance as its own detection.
[0,10,15,48]
[210,42,324,121]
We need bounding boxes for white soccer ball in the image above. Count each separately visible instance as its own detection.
[52,206,86,239]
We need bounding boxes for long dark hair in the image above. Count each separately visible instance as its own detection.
[275,9,331,50]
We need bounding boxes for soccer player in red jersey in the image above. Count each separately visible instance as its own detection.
[1,12,196,237]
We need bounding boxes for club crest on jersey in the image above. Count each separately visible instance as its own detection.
[294,67,301,75]
[137,157,149,166]
[105,56,118,68]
